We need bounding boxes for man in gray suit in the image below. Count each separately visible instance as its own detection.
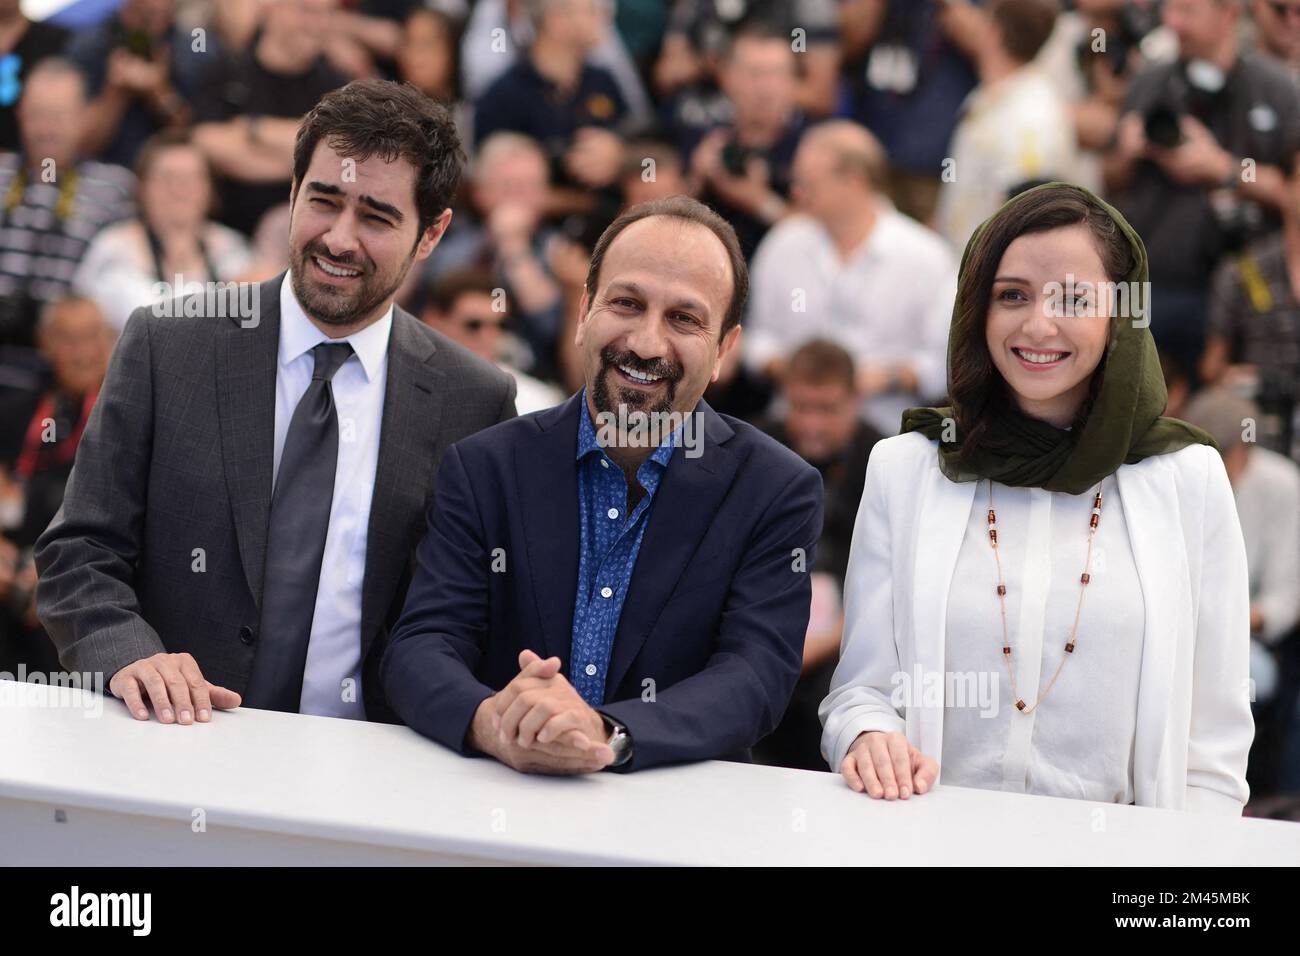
[35,79,516,725]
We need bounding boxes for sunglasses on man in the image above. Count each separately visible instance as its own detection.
[458,315,510,334]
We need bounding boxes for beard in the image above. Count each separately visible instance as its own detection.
[591,345,682,418]
[291,242,408,328]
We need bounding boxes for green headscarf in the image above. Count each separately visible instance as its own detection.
[900,182,1215,495]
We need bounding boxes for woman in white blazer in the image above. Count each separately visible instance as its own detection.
[820,183,1254,815]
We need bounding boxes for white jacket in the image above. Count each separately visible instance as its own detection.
[820,431,1254,816]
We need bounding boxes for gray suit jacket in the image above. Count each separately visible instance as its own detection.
[35,271,517,721]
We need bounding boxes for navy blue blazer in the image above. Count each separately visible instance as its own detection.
[380,391,824,771]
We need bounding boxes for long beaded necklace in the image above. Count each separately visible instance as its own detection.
[986,479,1104,715]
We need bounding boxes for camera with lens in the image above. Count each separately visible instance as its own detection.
[1080,1,1160,80]
[1143,102,1185,149]
[1142,57,1232,150]
[720,136,759,178]
[109,18,154,60]
[1212,195,1261,254]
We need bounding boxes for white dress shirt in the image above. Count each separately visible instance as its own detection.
[941,474,1144,804]
[743,207,957,435]
[274,272,392,719]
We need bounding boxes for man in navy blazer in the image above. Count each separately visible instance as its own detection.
[382,195,823,773]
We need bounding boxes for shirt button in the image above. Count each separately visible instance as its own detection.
[600,459,610,469]
[600,586,613,598]
[607,508,619,519]
[585,664,598,676]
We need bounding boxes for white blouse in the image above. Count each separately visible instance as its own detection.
[940,473,1145,804]
[820,432,1253,814]
[72,218,253,332]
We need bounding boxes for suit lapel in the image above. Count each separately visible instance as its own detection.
[605,401,738,696]
[911,459,977,765]
[513,394,583,662]
[360,309,445,659]
[214,272,282,609]
[1116,456,1180,805]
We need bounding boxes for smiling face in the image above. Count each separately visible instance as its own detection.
[288,140,449,335]
[575,215,739,428]
[985,224,1114,428]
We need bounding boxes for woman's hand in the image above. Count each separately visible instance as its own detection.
[840,731,938,800]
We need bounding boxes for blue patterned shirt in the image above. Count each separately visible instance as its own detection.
[570,391,678,706]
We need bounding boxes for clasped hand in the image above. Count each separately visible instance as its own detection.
[470,650,615,774]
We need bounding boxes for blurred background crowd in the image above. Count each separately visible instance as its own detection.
[0,0,1297,813]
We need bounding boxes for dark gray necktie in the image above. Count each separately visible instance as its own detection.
[244,341,354,712]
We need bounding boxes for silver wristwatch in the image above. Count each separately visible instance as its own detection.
[600,713,633,768]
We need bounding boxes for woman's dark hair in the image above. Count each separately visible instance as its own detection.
[786,338,857,392]
[949,184,1135,459]
[401,7,463,104]
[584,195,749,340]
[292,79,465,245]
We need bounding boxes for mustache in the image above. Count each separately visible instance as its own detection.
[601,347,681,381]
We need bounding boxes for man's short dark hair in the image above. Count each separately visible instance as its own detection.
[293,79,465,241]
[584,195,749,340]
[619,139,683,183]
[786,339,857,392]
[991,0,1059,65]
[424,268,504,316]
[721,19,795,63]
